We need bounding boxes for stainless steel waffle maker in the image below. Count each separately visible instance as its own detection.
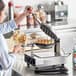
[24,14,71,75]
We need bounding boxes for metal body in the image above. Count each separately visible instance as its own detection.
[25,49,69,68]
[50,1,68,25]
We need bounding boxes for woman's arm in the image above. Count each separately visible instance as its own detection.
[0,20,17,34]
[0,12,27,34]
[0,34,16,70]
[14,12,27,25]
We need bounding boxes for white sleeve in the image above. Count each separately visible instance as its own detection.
[0,34,16,70]
[0,20,17,34]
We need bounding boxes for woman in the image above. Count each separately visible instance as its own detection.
[0,0,28,76]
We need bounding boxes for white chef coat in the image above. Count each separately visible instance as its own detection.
[0,20,17,76]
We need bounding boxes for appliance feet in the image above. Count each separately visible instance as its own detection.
[34,65,68,75]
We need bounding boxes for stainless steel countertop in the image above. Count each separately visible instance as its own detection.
[19,19,76,36]
[52,19,76,30]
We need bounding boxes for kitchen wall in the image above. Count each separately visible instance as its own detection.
[13,0,76,20]
[13,0,54,24]
[64,0,76,20]
[13,0,54,6]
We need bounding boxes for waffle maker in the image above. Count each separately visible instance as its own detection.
[24,14,70,75]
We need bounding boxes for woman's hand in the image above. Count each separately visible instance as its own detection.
[14,10,29,25]
[13,44,24,53]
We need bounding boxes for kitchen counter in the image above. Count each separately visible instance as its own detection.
[18,19,76,33]
[52,19,76,30]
